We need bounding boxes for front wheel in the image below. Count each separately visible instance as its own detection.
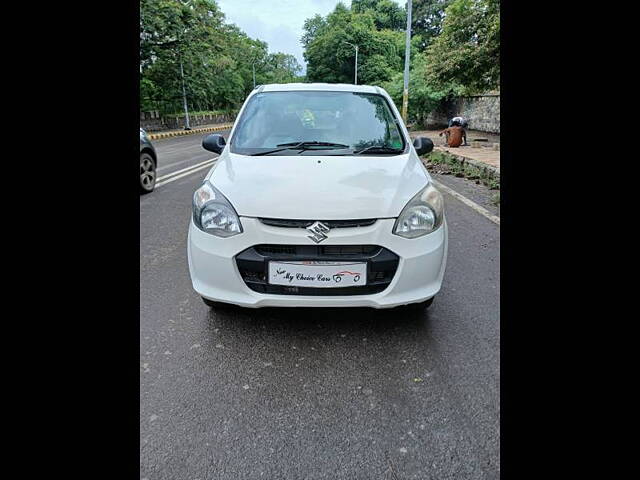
[140,153,156,193]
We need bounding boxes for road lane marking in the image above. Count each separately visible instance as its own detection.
[156,162,214,188]
[156,158,217,182]
[156,160,217,188]
[157,155,213,173]
[431,179,500,226]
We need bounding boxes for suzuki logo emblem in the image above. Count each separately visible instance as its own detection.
[306,221,330,244]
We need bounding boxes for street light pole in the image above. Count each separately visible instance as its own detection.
[180,58,191,130]
[402,0,412,123]
[345,42,358,85]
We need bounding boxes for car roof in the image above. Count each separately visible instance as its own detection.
[259,83,382,94]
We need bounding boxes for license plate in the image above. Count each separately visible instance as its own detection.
[268,261,367,288]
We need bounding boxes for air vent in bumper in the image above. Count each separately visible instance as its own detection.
[236,244,399,296]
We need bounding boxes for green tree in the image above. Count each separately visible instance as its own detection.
[300,0,499,125]
[352,0,406,31]
[140,0,239,112]
[140,0,300,114]
[301,14,327,50]
[303,1,415,86]
[383,0,499,124]
[411,0,452,49]
[259,53,303,84]
[382,51,462,126]
[425,0,499,93]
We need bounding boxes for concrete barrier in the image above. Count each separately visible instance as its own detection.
[148,123,234,140]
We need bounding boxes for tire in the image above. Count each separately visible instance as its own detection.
[140,153,156,193]
[407,297,434,310]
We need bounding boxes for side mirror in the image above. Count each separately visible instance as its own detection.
[202,134,226,154]
[413,136,434,155]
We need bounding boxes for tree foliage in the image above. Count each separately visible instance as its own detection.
[301,14,327,51]
[411,0,453,49]
[382,52,462,126]
[352,0,407,31]
[303,1,420,86]
[424,0,500,93]
[141,0,500,124]
[301,0,499,110]
[140,0,301,114]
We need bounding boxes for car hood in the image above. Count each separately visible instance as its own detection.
[207,152,430,219]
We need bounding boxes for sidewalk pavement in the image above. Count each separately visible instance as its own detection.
[147,123,234,140]
[410,129,500,172]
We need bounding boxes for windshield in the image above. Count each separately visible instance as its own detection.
[230,91,406,155]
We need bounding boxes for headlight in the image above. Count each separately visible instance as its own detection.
[393,182,444,238]
[192,180,243,237]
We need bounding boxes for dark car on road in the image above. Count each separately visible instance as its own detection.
[140,128,157,193]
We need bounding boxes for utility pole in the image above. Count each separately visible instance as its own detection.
[345,42,358,85]
[252,61,256,88]
[180,58,191,130]
[402,0,412,123]
[354,44,358,85]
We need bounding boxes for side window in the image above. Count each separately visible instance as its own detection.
[233,97,260,147]
[384,106,403,149]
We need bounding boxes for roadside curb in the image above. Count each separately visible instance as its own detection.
[431,179,500,225]
[148,123,234,140]
[432,146,500,177]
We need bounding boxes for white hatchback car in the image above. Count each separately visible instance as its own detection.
[188,83,447,309]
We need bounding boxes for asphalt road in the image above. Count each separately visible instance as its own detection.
[140,133,500,479]
[153,131,230,177]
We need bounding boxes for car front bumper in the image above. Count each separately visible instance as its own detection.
[187,217,447,308]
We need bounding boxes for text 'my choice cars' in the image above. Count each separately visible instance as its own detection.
[140,128,157,193]
[188,83,447,309]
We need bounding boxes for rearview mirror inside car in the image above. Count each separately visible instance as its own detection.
[202,134,226,154]
[413,137,434,156]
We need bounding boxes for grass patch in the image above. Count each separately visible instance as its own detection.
[424,150,500,190]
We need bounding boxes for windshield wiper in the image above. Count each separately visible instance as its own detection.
[277,141,349,148]
[251,141,350,156]
[354,145,404,155]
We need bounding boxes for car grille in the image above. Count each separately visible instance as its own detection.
[258,218,377,228]
[255,245,380,256]
[236,244,399,296]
